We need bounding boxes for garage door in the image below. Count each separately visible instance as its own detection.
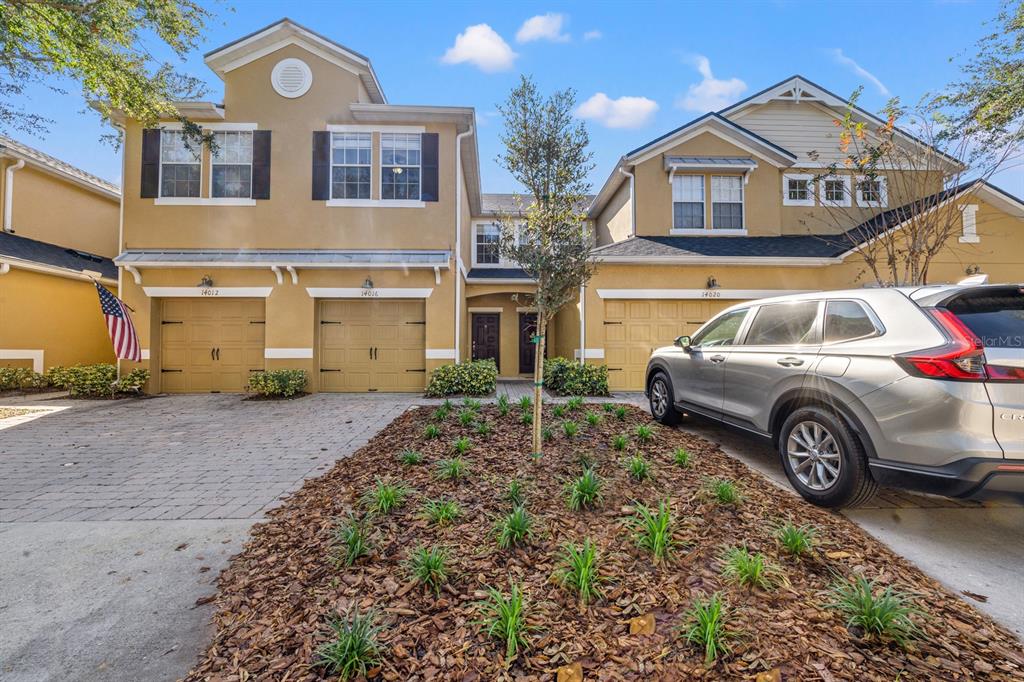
[604,299,736,391]
[318,299,425,392]
[160,298,265,393]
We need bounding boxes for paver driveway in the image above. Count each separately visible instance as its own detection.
[0,393,425,682]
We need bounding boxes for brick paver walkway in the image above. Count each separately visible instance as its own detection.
[0,393,426,523]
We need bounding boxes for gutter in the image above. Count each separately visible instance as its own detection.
[0,256,116,284]
[590,255,841,267]
[454,124,474,364]
[3,159,25,232]
[618,166,636,238]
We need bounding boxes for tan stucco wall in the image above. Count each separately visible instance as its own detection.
[0,268,115,369]
[594,180,632,246]
[1,160,119,257]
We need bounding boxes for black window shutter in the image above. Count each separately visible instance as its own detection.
[312,131,330,200]
[421,132,439,202]
[251,130,271,200]
[140,129,161,198]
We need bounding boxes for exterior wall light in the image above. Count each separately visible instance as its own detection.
[362,277,374,289]
[198,275,214,288]
[706,276,719,290]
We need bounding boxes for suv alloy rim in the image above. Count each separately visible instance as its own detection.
[650,378,668,417]
[786,421,842,491]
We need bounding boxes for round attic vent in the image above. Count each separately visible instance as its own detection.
[271,58,312,98]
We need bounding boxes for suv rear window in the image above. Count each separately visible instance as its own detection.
[825,300,879,343]
[744,301,820,346]
[945,289,1024,348]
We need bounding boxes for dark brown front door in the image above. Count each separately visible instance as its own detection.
[519,313,539,374]
[472,313,500,364]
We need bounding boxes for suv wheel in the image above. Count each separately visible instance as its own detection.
[778,406,877,508]
[648,372,681,425]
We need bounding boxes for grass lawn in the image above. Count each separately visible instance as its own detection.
[185,401,1024,680]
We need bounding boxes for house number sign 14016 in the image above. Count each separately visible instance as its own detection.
[361,289,380,297]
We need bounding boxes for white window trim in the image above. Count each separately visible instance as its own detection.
[329,131,372,201]
[782,173,815,207]
[958,204,980,243]
[327,124,425,134]
[380,132,422,202]
[154,197,256,207]
[209,130,254,200]
[855,175,888,208]
[671,174,705,231]
[158,130,201,200]
[471,220,526,268]
[711,175,745,231]
[819,175,852,208]
[325,198,425,208]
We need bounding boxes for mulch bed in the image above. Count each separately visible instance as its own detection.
[184,403,1024,681]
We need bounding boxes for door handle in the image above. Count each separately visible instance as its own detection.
[777,357,804,367]
[709,355,726,364]
[216,348,220,361]
[211,348,215,361]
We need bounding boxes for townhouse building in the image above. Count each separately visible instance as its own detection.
[107,20,1024,394]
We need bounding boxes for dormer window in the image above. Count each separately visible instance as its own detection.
[159,131,200,198]
[782,173,815,206]
[382,133,421,200]
[856,175,887,208]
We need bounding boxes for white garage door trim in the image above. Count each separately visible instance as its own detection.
[0,349,43,373]
[596,288,810,300]
[306,287,434,299]
[143,287,274,298]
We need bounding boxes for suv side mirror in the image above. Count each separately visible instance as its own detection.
[674,335,692,351]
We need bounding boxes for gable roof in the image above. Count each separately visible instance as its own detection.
[625,112,797,165]
[478,193,596,217]
[0,230,116,280]
[203,18,386,104]
[0,135,120,200]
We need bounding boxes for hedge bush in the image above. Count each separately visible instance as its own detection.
[248,369,308,397]
[0,367,49,391]
[425,359,497,397]
[46,364,150,397]
[544,357,610,396]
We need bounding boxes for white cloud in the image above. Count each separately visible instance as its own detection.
[516,13,570,43]
[583,29,602,41]
[675,56,747,112]
[441,24,518,73]
[576,92,659,129]
[828,48,890,95]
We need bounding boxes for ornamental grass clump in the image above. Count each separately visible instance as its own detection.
[566,396,584,411]
[552,404,566,418]
[361,478,411,515]
[585,411,601,426]
[626,454,651,481]
[432,405,450,422]
[673,447,692,467]
[475,421,493,438]
[333,513,370,567]
[827,576,923,648]
[555,538,604,605]
[720,546,787,590]
[495,504,533,549]
[541,426,554,442]
[405,545,450,594]
[436,457,467,481]
[452,436,472,454]
[705,477,742,505]
[611,434,628,451]
[562,420,579,438]
[775,520,817,557]
[423,423,441,440]
[479,583,529,661]
[463,397,482,411]
[505,479,526,506]
[565,467,603,511]
[314,607,383,681]
[458,409,476,426]
[614,405,627,420]
[399,449,423,466]
[518,395,532,412]
[628,499,676,563]
[634,424,654,443]
[602,402,615,413]
[680,592,736,666]
[497,394,511,416]
[419,498,462,526]
[520,411,533,425]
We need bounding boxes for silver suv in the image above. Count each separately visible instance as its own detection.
[645,283,1024,508]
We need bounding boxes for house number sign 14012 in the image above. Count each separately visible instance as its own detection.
[200,288,221,296]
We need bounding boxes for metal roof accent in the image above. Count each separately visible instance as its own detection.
[465,267,534,282]
[0,135,120,199]
[114,249,450,267]
[663,156,758,170]
[0,231,117,278]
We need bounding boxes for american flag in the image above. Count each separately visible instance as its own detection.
[94,282,142,362]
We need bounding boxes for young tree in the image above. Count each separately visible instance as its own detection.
[496,75,594,457]
[0,0,217,145]
[809,89,1019,286]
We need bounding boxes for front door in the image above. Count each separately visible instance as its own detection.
[471,313,500,364]
[519,313,539,374]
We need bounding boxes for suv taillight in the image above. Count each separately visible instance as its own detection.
[895,308,988,381]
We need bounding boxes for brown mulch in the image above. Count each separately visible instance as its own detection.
[184,403,1024,681]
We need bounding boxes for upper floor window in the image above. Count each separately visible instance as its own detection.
[711,175,744,230]
[211,131,253,199]
[820,176,852,207]
[381,133,420,200]
[672,175,704,230]
[783,173,814,207]
[159,131,200,198]
[856,175,887,208]
[476,223,500,264]
[331,132,371,199]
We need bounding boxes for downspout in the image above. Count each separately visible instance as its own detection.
[114,123,126,381]
[4,159,25,232]
[578,284,585,365]
[618,165,636,238]
[454,124,474,364]
[0,262,9,275]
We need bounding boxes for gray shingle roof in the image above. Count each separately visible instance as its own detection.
[0,231,117,278]
[0,135,119,197]
[479,193,595,215]
[115,249,450,266]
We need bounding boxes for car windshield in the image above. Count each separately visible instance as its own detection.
[945,289,1024,349]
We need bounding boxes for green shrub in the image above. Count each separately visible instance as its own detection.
[425,359,497,397]
[614,405,627,420]
[520,411,533,425]
[541,426,554,442]
[0,367,49,391]
[432,405,450,422]
[46,364,149,397]
[452,436,472,454]
[612,434,628,451]
[544,357,610,396]
[704,478,742,505]
[827,576,922,648]
[463,397,482,411]
[518,395,532,411]
[247,369,307,397]
[475,421,493,438]
[314,607,383,680]
[634,424,654,443]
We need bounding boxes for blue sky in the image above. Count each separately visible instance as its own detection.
[13,0,1022,197]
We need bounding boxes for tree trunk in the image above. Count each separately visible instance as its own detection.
[531,314,547,458]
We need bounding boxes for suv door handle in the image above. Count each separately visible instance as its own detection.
[777,357,804,367]
[709,355,726,364]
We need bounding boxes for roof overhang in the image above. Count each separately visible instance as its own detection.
[663,156,758,173]
[203,18,386,104]
[0,255,116,284]
[0,148,120,201]
[591,255,840,267]
[115,249,451,269]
